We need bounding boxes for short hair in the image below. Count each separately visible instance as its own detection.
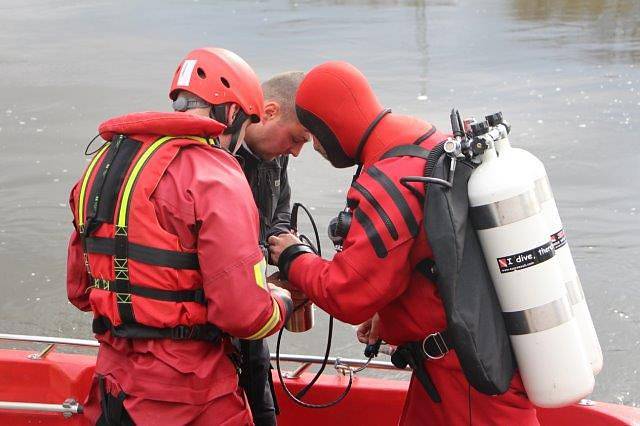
[262,71,305,120]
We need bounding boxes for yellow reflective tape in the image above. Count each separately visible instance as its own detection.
[77,143,111,227]
[246,298,281,340]
[117,136,173,226]
[116,136,209,227]
[253,258,267,289]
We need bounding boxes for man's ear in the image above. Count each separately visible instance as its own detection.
[263,101,281,122]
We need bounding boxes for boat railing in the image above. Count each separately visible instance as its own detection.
[0,332,405,417]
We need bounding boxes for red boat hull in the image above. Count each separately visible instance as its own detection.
[0,349,637,425]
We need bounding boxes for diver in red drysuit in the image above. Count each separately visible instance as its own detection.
[67,48,292,425]
[268,61,539,426]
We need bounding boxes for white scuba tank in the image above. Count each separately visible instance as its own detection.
[467,133,594,408]
[492,127,603,376]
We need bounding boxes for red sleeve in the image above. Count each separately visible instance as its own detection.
[153,146,290,339]
[66,182,91,311]
[288,159,423,325]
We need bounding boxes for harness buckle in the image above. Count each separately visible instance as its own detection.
[422,332,449,360]
[171,325,194,340]
[193,289,206,305]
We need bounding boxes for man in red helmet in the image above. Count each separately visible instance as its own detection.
[236,71,309,426]
[268,61,539,425]
[66,47,292,425]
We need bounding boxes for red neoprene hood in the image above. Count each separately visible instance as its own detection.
[295,61,386,168]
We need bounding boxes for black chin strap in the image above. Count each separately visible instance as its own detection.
[211,104,228,125]
[210,104,248,154]
[226,110,248,154]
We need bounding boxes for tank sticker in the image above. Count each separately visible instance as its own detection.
[497,241,555,273]
[550,229,567,250]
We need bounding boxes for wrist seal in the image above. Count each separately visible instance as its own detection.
[278,244,315,280]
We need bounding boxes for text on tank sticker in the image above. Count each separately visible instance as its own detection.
[497,241,555,273]
[177,59,197,87]
[550,229,567,251]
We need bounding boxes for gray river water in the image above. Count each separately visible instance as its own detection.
[0,0,639,408]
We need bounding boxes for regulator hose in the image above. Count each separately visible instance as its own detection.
[275,202,372,408]
[400,141,452,197]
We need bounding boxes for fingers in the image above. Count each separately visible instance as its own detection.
[269,283,291,299]
[368,314,381,345]
[267,234,281,246]
[356,318,372,344]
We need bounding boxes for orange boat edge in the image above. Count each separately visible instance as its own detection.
[0,339,638,426]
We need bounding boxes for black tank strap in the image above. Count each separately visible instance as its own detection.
[92,316,221,342]
[85,237,199,270]
[90,276,205,304]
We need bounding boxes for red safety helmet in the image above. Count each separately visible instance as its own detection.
[169,47,263,123]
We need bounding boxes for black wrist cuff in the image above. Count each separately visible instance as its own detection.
[278,244,315,280]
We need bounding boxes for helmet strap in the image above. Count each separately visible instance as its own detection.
[211,104,228,125]
[225,110,248,154]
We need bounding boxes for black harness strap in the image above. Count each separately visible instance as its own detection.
[366,166,420,237]
[114,224,135,323]
[91,277,205,304]
[354,208,388,258]
[93,316,221,342]
[85,237,199,270]
[391,330,452,403]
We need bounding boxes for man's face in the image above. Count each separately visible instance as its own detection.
[245,102,310,161]
[312,135,329,161]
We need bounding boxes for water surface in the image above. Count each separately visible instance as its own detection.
[0,0,638,407]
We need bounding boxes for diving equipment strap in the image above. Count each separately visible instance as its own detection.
[93,316,222,342]
[391,330,452,403]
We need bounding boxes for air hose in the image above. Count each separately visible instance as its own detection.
[274,202,373,408]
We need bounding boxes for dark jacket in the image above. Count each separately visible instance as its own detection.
[237,145,292,242]
[236,144,293,426]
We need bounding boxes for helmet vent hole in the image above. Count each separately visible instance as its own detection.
[197,67,206,79]
[220,77,230,88]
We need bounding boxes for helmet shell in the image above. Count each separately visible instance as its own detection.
[169,47,263,123]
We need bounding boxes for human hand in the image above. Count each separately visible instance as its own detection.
[267,272,308,306]
[356,313,381,345]
[268,282,291,300]
[266,271,289,288]
[267,232,303,264]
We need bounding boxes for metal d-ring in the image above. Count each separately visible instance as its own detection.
[422,333,448,360]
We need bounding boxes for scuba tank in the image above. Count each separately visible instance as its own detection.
[466,118,595,408]
[487,112,603,375]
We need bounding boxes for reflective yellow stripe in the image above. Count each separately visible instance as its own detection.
[116,136,208,227]
[253,258,267,289]
[246,298,281,340]
[77,143,111,227]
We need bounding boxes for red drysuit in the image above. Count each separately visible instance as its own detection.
[67,112,290,425]
[289,61,539,425]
